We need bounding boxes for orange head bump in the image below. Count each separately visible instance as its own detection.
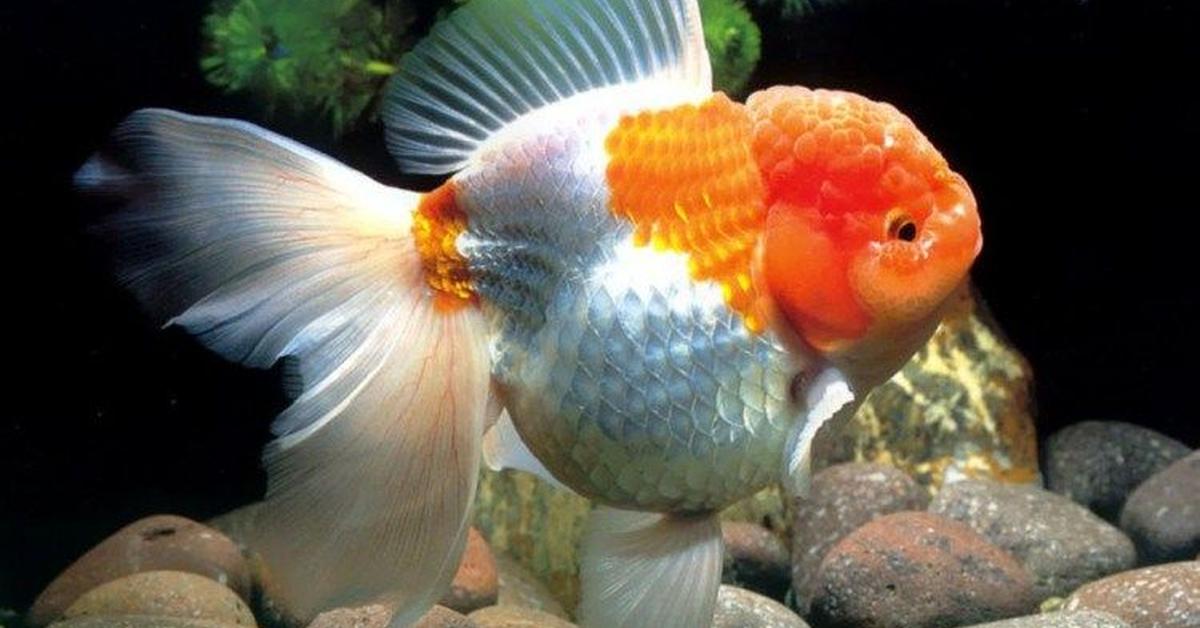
[747,86,982,379]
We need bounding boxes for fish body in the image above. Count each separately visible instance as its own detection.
[449,87,801,511]
[76,0,981,625]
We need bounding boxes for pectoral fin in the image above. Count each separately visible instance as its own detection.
[783,367,856,497]
[481,410,569,491]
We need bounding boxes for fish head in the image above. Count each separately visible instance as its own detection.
[747,86,982,386]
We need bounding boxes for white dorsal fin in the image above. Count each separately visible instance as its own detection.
[383,0,712,174]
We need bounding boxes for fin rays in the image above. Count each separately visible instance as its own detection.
[579,508,723,628]
[78,109,494,622]
[383,0,711,174]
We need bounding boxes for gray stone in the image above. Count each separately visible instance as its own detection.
[963,610,1129,627]
[791,462,929,613]
[810,511,1036,628]
[930,480,1136,598]
[1043,422,1190,520]
[1119,450,1200,564]
[1064,561,1200,627]
[713,585,809,627]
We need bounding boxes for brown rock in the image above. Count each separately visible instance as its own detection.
[49,618,248,628]
[713,585,809,628]
[721,522,790,601]
[467,606,576,628]
[494,554,568,619]
[1064,561,1200,627]
[439,528,499,614]
[791,462,929,613]
[307,604,393,628]
[29,515,251,626]
[308,604,475,628]
[810,511,1036,628]
[62,571,255,626]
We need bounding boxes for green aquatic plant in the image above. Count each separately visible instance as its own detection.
[201,0,413,135]
[699,0,762,96]
[202,0,763,132]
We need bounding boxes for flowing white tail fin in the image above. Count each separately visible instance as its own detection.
[76,109,493,624]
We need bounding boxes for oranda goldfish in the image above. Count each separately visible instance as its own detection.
[76,0,981,625]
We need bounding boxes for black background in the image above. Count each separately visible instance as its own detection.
[2,0,1197,610]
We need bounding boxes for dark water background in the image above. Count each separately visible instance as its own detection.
[2,0,1197,609]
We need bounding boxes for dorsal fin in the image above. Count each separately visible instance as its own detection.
[383,0,712,174]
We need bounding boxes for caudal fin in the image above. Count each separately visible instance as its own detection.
[578,507,723,628]
[77,109,493,624]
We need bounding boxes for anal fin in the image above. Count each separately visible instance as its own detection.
[578,507,723,628]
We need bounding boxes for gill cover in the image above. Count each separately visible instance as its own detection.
[746,86,981,355]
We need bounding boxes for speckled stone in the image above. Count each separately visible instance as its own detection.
[721,522,790,600]
[1064,561,1200,627]
[439,528,499,613]
[1043,422,1191,521]
[930,480,1136,599]
[791,462,929,613]
[810,511,1036,628]
[1119,451,1200,564]
[813,287,1040,491]
[61,571,255,626]
[963,610,1130,627]
[29,515,251,627]
[493,554,568,619]
[466,606,576,628]
[713,585,809,628]
[307,604,476,628]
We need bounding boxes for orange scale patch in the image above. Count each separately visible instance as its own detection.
[605,94,768,331]
[745,85,947,216]
[412,182,475,311]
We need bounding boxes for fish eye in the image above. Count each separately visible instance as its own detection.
[886,211,918,242]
